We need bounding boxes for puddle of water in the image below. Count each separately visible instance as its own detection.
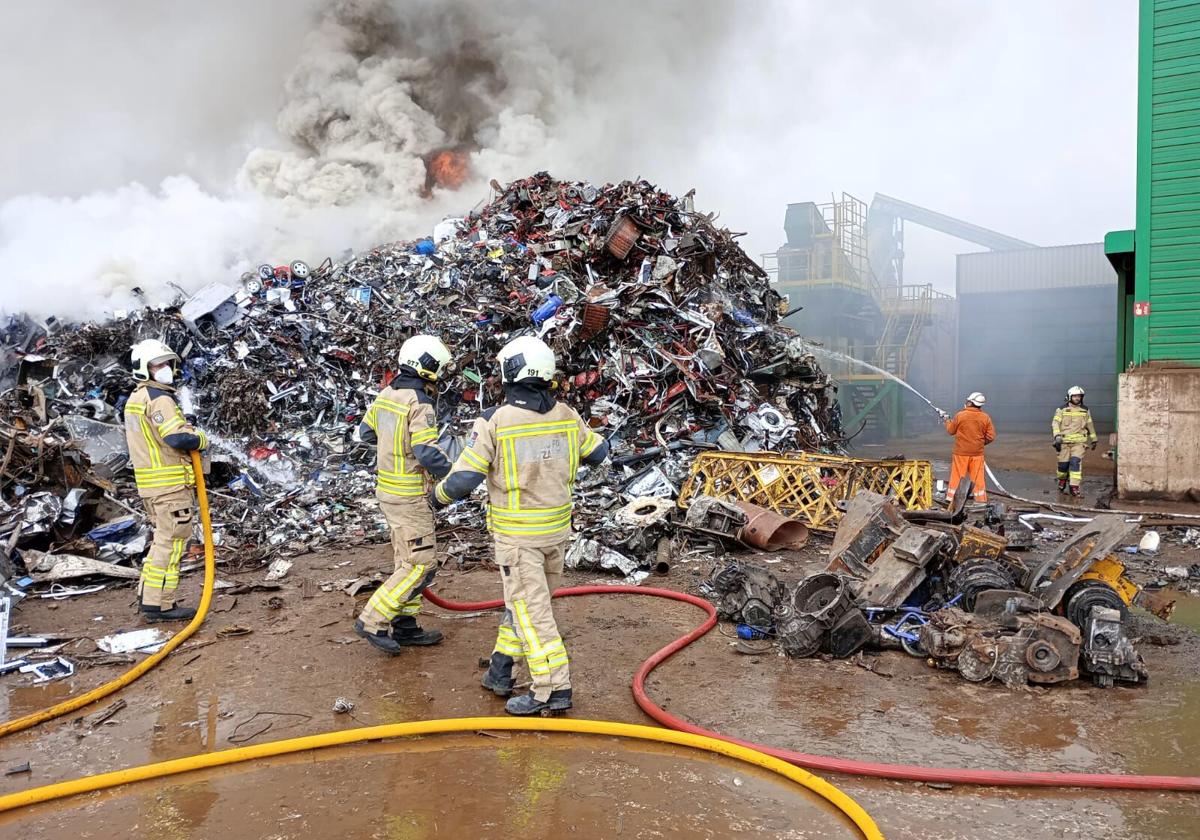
[0,735,859,839]
[1163,590,1200,633]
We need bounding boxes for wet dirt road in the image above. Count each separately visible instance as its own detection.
[0,535,1197,839]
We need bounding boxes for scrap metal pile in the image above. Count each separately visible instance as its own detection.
[706,489,1174,690]
[0,173,842,579]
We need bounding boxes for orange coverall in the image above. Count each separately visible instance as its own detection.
[945,406,995,503]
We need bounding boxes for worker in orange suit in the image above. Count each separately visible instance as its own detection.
[940,391,995,504]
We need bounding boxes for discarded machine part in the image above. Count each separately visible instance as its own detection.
[921,607,1081,688]
[1082,606,1148,687]
[899,477,973,524]
[827,609,873,658]
[947,559,1022,612]
[179,282,244,332]
[856,527,949,609]
[972,589,1043,618]
[603,215,640,259]
[775,572,864,658]
[1133,587,1177,622]
[1024,514,1136,610]
[682,495,748,540]
[734,501,808,551]
[953,526,1008,564]
[705,562,784,629]
[565,537,640,578]
[826,491,905,577]
[1064,580,1129,629]
[615,497,675,529]
[679,452,932,533]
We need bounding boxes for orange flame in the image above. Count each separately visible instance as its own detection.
[424,148,470,195]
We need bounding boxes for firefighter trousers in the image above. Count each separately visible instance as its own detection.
[359,498,437,634]
[492,541,568,701]
[1057,441,1087,486]
[139,487,195,609]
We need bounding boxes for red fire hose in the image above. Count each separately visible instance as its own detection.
[423,584,1200,792]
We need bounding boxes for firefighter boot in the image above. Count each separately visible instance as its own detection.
[1069,485,1082,498]
[141,604,197,623]
[505,689,573,716]
[481,652,515,697]
[354,619,403,655]
[390,616,444,646]
[1057,478,1068,493]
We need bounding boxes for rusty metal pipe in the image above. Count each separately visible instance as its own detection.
[735,501,808,551]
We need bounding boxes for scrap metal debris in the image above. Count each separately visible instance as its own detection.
[0,173,840,584]
[700,491,1166,689]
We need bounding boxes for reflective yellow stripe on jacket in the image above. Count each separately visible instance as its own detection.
[489,419,580,539]
[1052,406,1095,443]
[125,403,195,491]
[374,398,424,497]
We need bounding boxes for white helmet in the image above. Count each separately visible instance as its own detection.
[1067,385,1085,398]
[131,339,179,382]
[498,336,556,384]
[398,335,451,381]
[966,391,986,407]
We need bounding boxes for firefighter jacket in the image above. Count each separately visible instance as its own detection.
[945,406,995,457]
[1052,403,1097,444]
[124,383,208,498]
[433,387,609,547]
[359,377,452,500]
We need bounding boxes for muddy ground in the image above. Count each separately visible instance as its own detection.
[1,456,1199,839]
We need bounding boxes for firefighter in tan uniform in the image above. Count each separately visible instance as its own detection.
[432,336,608,716]
[1052,385,1098,497]
[124,340,208,622]
[353,335,456,655]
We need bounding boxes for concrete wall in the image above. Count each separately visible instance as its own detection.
[1117,368,1200,499]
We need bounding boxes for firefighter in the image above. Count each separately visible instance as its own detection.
[431,336,609,716]
[941,391,995,504]
[1052,385,1097,497]
[124,340,208,622]
[353,335,456,655]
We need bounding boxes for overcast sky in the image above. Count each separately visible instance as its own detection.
[0,1,1136,307]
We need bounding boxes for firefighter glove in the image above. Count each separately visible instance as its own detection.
[1090,440,1098,451]
[1053,435,1063,452]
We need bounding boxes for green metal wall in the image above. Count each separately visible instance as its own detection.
[1135,0,1200,364]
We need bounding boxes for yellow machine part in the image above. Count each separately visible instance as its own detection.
[679,451,933,533]
[1078,554,1138,608]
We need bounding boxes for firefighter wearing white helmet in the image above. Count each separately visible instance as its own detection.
[1052,385,1097,497]
[432,335,609,716]
[353,335,456,654]
[124,340,209,622]
[944,390,996,505]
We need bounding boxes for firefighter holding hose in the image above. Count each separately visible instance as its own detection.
[940,391,995,505]
[353,335,456,654]
[124,340,208,622]
[431,336,608,716]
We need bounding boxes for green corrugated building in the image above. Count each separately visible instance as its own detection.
[1106,0,1200,498]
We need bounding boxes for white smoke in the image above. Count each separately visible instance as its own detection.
[0,0,739,320]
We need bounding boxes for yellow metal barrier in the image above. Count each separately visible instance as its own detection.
[679,451,933,533]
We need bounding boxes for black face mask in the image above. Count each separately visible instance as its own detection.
[504,381,556,413]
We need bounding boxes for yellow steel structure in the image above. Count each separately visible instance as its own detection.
[679,451,934,533]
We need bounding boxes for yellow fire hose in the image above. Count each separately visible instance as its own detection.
[0,451,883,838]
[0,452,216,738]
[0,717,882,838]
